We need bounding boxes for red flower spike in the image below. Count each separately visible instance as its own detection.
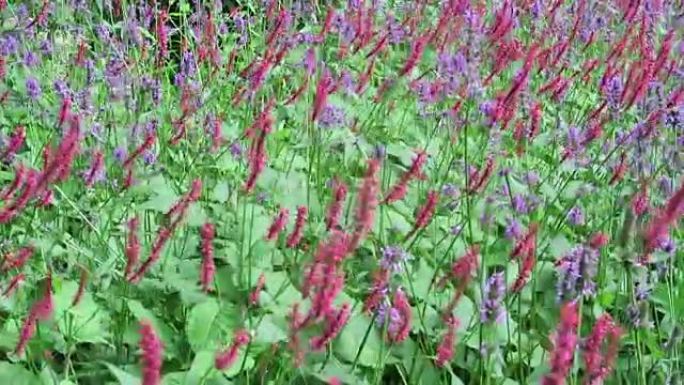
[215,329,250,370]
[642,179,684,253]
[435,316,459,367]
[200,222,216,292]
[3,273,24,297]
[407,190,439,239]
[388,289,411,343]
[348,158,381,252]
[583,314,622,385]
[0,125,25,162]
[139,321,163,385]
[310,303,351,350]
[542,301,579,385]
[325,179,348,231]
[249,273,266,306]
[286,206,308,248]
[384,151,428,204]
[266,208,290,242]
[589,233,610,249]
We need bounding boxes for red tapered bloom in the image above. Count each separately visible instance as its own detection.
[542,301,579,385]
[139,321,163,385]
[467,156,495,194]
[325,179,348,231]
[15,274,54,355]
[348,158,381,252]
[435,316,459,367]
[129,227,172,283]
[266,207,290,241]
[0,169,38,224]
[2,245,34,271]
[84,150,104,187]
[407,190,439,237]
[15,316,36,356]
[1,164,26,201]
[511,251,536,293]
[310,303,351,350]
[3,273,24,297]
[0,125,25,162]
[363,268,390,314]
[441,245,480,317]
[609,153,628,185]
[511,223,538,260]
[123,133,156,169]
[156,10,169,61]
[319,6,335,40]
[287,206,308,248]
[215,329,250,370]
[384,151,427,204]
[200,222,216,292]
[589,233,610,249]
[125,217,140,280]
[288,303,305,366]
[57,97,72,128]
[399,34,429,77]
[583,314,622,385]
[631,184,649,217]
[388,289,411,343]
[249,273,266,306]
[643,179,684,253]
[311,69,333,123]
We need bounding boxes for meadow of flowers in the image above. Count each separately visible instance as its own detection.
[0,0,683,384]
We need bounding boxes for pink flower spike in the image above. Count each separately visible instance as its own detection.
[286,206,308,248]
[139,320,163,385]
[325,179,347,231]
[200,222,216,292]
[215,329,250,370]
[266,207,290,242]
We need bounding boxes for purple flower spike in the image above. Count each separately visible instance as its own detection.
[380,246,410,274]
[481,271,506,324]
[26,77,42,100]
[567,206,584,226]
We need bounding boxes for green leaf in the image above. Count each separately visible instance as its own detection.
[54,280,108,344]
[548,235,571,259]
[211,182,230,203]
[334,312,383,367]
[186,299,221,352]
[103,363,140,385]
[0,363,40,385]
[254,315,288,344]
[183,350,214,385]
[163,372,187,385]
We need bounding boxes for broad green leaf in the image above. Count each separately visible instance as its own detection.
[334,312,383,367]
[184,350,214,385]
[0,363,39,385]
[211,182,230,203]
[54,280,108,344]
[104,363,140,385]
[163,372,187,385]
[186,299,220,352]
[254,315,288,344]
[548,235,571,259]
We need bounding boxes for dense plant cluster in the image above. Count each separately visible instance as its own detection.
[0,0,683,384]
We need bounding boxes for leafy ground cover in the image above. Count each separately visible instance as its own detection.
[0,0,683,384]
